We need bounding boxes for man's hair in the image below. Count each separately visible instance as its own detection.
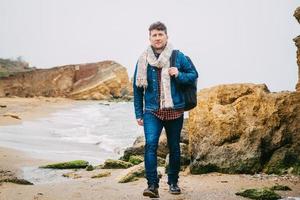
[148,21,167,35]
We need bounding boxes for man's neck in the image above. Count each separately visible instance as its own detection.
[151,45,166,54]
[154,48,163,54]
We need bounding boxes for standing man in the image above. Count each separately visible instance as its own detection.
[133,21,198,198]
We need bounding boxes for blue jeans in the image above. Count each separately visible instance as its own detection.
[143,111,183,187]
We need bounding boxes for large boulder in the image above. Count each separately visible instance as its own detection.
[0,61,132,100]
[188,83,300,175]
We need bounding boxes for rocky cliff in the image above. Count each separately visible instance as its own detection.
[0,58,34,78]
[188,83,300,175]
[294,7,300,92]
[0,61,132,100]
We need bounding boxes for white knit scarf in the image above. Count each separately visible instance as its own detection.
[136,43,174,109]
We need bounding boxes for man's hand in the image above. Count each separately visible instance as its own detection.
[169,67,179,77]
[137,118,144,126]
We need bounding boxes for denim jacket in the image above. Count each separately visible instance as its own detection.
[133,50,198,119]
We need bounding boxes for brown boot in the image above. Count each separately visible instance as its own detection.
[143,184,159,198]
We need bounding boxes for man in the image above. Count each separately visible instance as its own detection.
[133,21,198,198]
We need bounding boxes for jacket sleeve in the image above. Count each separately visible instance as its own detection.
[133,63,144,119]
[175,51,198,85]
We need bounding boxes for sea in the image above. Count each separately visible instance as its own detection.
[0,101,143,165]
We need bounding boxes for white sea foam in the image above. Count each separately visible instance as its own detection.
[0,101,143,165]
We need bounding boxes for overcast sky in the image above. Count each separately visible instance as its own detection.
[0,0,299,92]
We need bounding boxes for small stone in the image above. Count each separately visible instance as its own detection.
[62,172,82,179]
[86,165,94,171]
[91,171,111,178]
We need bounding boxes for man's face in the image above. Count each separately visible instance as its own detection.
[149,29,168,50]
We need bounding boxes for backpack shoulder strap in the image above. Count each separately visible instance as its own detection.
[170,50,179,67]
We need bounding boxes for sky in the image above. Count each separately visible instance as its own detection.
[0,0,299,92]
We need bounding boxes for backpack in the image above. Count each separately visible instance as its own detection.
[170,50,198,111]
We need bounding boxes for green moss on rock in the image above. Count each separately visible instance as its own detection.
[190,157,261,175]
[39,160,89,169]
[1,178,33,185]
[86,165,94,171]
[292,164,300,175]
[118,169,144,183]
[270,184,292,191]
[264,149,300,175]
[190,163,220,174]
[128,155,144,165]
[231,158,261,174]
[235,188,281,200]
[102,159,133,169]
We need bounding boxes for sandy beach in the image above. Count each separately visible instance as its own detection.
[0,97,75,126]
[0,97,300,200]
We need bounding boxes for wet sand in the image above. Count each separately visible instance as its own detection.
[0,97,299,200]
[0,97,75,126]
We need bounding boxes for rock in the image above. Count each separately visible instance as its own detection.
[180,143,190,166]
[294,7,300,23]
[86,165,94,171]
[91,171,111,178]
[157,156,166,167]
[1,178,33,185]
[117,162,164,183]
[128,155,144,165]
[188,84,300,175]
[40,160,89,169]
[235,188,281,200]
[94,164,104,169]
[62,172,82,179]
[294,7,300,91]
[3,113,21,120]
[133,135,145,146]
[164,142,190,173]
[120,141,144,161]
[0,105,7,108]
[118,162,145,183]
[270,184,291,191]
[0,61,132,100]
[181,119,189,144]
[102,159,133,169]
[264,149,300,175]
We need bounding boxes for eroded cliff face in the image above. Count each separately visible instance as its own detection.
[0,61,132,100]
[294,7,300,92]
[188,84,300,175]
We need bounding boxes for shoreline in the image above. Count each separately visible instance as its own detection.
[0,146,51,178]
[0,97,299,199]
[0,97,76,126]
[0,97,77,181]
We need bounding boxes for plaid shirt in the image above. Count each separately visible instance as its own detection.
[152,68,184,120]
